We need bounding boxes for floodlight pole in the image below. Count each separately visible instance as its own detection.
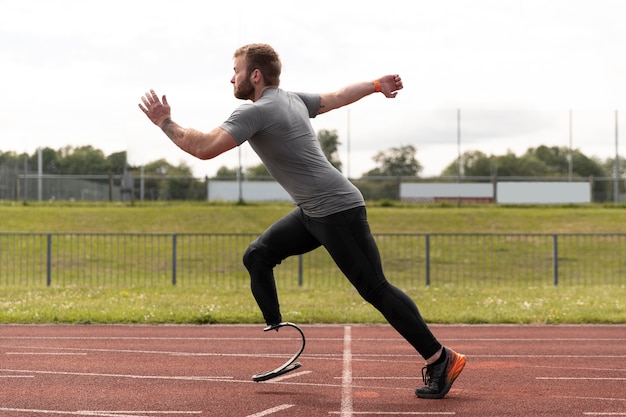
[568,109,573,181]
[237,147,243,203]
[347,108,351,179]
[615,110,620,203]
[457,108,461,182]
[38,147,42,201]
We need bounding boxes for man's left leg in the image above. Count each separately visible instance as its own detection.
[243,208,320,325]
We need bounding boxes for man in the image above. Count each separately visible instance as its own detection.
[139,43,465,399]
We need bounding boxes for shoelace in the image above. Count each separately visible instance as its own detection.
[421,365,432,385]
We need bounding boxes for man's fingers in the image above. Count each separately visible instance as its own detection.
[138,89,168,125]
[141,90,160,106]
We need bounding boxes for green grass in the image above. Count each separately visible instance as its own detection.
[1,285,623,325]
[4,200,626,234]
[1,201,625,324]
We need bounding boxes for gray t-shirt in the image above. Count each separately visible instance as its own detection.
[220,88,364,217]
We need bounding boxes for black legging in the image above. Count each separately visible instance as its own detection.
[242,205,442,359]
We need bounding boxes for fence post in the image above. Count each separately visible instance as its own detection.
[298,254,303,286]
[552,234,559,286]
[172,234,177,286]
[46,234,52,286]
[425,234,431,286]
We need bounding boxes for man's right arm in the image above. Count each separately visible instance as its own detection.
[160,119,238,160]
[139,89,237,160]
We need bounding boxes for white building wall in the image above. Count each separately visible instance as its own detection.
[496,182,590,204]
[400,183,493,203]
[209,180,591,204]
[400,181,590,204]
[207,181,292,202]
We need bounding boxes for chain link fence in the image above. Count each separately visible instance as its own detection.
[2,168,626,203]
[1,232,624,288]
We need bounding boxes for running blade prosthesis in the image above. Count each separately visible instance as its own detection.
[252,322,306,382]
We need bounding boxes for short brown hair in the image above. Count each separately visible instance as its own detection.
[234,43,282,86]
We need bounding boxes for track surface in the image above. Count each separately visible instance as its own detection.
[0,324,624,416]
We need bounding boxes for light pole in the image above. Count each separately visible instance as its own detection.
[568,109,573,181]
[457,108,461,181]
[614,110,620,203]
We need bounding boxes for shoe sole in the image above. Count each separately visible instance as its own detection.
[416,351,466,399]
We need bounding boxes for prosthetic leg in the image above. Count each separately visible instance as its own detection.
[252,322,306,382]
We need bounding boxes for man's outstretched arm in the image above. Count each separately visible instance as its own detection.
[138,89,237,160]
[317,74,403,115]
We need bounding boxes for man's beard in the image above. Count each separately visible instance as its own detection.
[234,76,254,100]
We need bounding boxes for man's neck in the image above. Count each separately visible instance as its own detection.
[252,85,277,102]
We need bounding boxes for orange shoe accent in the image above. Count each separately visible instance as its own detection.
[446,350,466,383]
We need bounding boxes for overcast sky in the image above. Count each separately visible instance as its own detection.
[2,0,626,177]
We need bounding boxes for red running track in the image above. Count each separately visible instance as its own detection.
[0,324,624,416]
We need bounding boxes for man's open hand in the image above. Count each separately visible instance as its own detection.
[139,89,171,127]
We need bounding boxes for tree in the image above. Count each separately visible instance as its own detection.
[13,147,127,176]
[29,147,62,174]
[441,146,605,179]
[602,156,626,178]
[317,129,342,172]
[441,150,545,177]
[246,163,271,179]
[214,165,239,179]
[141,159,199,200]
[441,150,493,177]
[524,146,604,178]
[57,145,111,174]
[107,151,128,175]
[499,151,548,176]
[363,145,422,177]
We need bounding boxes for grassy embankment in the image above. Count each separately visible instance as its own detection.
[1,201,625,324]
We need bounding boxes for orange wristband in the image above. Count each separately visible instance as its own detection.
[373,80,381,93]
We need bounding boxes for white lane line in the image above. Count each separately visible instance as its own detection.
[480,354,626,359]
[6,352,87,356]
[555,395,626,402]
[532,365,626,373]
[0,368,231,381]
[245,404,294,417]
[538,377,626,381]
[335,377,414,380]
[0,409,201,416]
[2,336,623,342]
[341,325,353,417]
[329,412,455,415]
[266,370,312,382]
[81,412,202,415]
[3,345,307,360]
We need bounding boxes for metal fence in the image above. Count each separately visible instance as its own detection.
[1,233,624,288]
[4,170,626,203]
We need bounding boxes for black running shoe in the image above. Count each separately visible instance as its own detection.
[415,347,466,399]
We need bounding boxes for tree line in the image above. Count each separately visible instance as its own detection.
[213,130,625,180]
[3,133,622,179]
[2,131,624,200]
[0,146,193,177]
